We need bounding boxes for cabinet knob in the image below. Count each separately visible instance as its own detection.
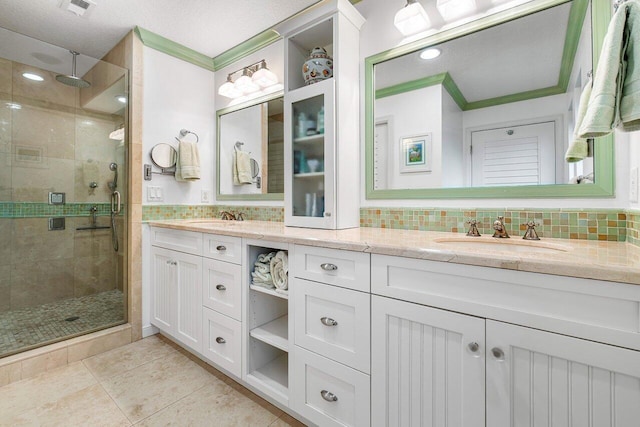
[320,390,338,402]
[467,342,480,353]
[320,263,338,271]
[216,284,226,291]
[216,245,227,251]
[216,337,226,344]
[491,347,505,361]
[320,317,338,327]
[166,260,177,265]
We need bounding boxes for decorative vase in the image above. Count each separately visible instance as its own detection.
[302,47,333,85]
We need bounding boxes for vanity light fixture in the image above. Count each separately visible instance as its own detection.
[218,59,279,99]
[436,0,477,22]
[394,0,430,36]
[22,72,44,81]
[420,48,441,60]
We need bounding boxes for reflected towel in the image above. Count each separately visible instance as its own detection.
[579,1,640,137]
[175,140,200,181]
[82,159,99,187]
[565,77,592,162]
[270,251,288,291]
[233,150,252,185]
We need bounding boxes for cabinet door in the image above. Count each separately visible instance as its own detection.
[284,79,335,229]
[174,250,203,353]
[486,320,640,427]
[150,246,176,334]
[371,296,485,427]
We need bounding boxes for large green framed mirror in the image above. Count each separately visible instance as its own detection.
[217,92,285,201]
[365,0,614,199]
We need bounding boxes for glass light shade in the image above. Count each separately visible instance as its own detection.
[252,66,278,88]
[22,72,44,81]
[218,79,242,98]
[234,73,260,94]
[436,0,477,22]
[394,1,430,36]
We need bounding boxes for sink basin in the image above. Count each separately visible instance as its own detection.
[433,236,572,254]
[182,219,237,226]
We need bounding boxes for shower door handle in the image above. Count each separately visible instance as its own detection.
[111,191,121,214]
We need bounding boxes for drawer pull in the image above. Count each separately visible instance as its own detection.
[216,337,226,344]
[491,347,505,361]
[216,284,226,291]
[216,245,227,251]
[467,342,480,353]
[166,260,177,266]
[320,317,338,327]
[321,390,338,402]
[320,263,338,271]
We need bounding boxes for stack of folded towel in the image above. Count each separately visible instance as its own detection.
[251,250,289,294]
[251,252,276,288]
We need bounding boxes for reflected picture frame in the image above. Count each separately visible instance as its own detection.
[400,134,432,173]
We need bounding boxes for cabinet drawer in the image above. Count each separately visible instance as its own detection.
[292,346,370,427]
[294,279,370,373]
[202,307,242,379]
[150,227,202,255]
[202,258,242,321]
[293,245,370,292]
[203,234,242,264]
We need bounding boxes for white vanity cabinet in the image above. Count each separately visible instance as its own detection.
[371,254,640,427]
[150,229,203,354]
[281,0,364,229]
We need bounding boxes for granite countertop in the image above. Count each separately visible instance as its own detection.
[148,219,640,285]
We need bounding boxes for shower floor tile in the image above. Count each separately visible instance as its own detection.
[0,290,124,357]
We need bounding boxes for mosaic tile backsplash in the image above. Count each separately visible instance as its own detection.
[0,202,112,218]
[140,204,640,246]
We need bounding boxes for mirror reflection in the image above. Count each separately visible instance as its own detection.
[217,96,284,198]
[373,0,593,190]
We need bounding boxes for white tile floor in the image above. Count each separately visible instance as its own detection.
[0,335,306,426]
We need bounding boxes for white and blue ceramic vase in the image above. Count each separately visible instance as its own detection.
[302,47,333,85]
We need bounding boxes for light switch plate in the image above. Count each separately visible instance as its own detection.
[147,186,164,202]
[630,167,639,203]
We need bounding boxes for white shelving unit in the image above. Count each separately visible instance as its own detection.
[250,315,289,351]
[249,284,288,300]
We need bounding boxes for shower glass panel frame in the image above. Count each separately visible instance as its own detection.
[0,27,128,358]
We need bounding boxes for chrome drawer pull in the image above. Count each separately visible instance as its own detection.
[320,263,338,271]
[491,347,505,361]
[320,317,338,327]
[467,342,479,353]
[216,245,227,251]
[216,284,226,291]
[216,337,226,344]
[321,390,338,402]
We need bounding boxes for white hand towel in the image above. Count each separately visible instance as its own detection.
[270,251,289,291]
[82,159,99,187]
[233,150,252,185]
[175,140,200,181]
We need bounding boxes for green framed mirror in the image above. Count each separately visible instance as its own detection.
[216,92,285,201]
[365,0,614,199]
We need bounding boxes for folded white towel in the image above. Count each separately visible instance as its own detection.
[82,159,99,187]
[253,263,270,274]
[270,251,288,291]
[258,252,276,263]
[233,150,253,185]
[175,140,200,181]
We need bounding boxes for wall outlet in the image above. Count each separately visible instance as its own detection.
[630,167,639,203]
[201,189,212,203]
[147,186,164,202]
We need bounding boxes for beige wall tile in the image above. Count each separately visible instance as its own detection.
[73,254,117,297]
[0,361,21,386]
[0,219,11,265]
[0,265,11,312]
[10,258,75,309]
[74,227,112,258]
[11,218,74,264]
[11,104,75,160]
[0,93,11,155]
[11,156,75,202]
[0,57,11,94]
[20,347,68,378]
[12,62,77,108]
[67,324,131,362]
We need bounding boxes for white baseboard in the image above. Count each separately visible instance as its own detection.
[142,324,159,338]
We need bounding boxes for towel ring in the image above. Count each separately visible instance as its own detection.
[176,129,199,143]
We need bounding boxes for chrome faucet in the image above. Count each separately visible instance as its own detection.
[220,211,245,221]
[466,219,481,236]
[522,221,540,240]
[492,216,510,238]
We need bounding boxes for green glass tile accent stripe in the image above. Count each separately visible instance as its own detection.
[142,205,284,222]
[360,207,628,242]
[627,210,640,247]
[0,203,113,218]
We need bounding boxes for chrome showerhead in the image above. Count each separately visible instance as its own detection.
[56,51,91,88]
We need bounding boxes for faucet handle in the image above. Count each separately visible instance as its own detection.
[466,219,481,237]
[236,212,245,221]
[522,221,541,240]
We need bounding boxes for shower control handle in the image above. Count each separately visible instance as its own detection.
[216,284,226,291]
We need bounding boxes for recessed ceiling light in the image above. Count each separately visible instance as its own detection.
[22,72,44,81]
[420,48,441,60]
[6,103,22,110]
[115,95,127,104]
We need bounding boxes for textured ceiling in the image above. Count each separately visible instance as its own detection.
[0,0,319,60]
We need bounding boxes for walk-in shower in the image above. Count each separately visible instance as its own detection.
[0,27,128,357]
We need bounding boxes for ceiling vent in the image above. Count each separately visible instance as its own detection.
[59,0,96,17]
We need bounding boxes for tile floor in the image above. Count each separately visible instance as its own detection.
[0,334,307,426]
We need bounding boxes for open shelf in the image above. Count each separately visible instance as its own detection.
[250,284,288,300]
[293,134,324,145]
[293,172,324,179]
[248,353,289,398]
[250,315,288,352]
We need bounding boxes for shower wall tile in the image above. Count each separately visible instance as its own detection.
[0,219,11,265]
[0,265,10,313]
[0,57,11,94]
[12,63,77,109]
[10,258,75,309]
[73,255,116,297]
[11,218,74,264]
[0,93,11,153]
[11,104,75,161]
[11,157,75,202]
[73,227,113,258]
